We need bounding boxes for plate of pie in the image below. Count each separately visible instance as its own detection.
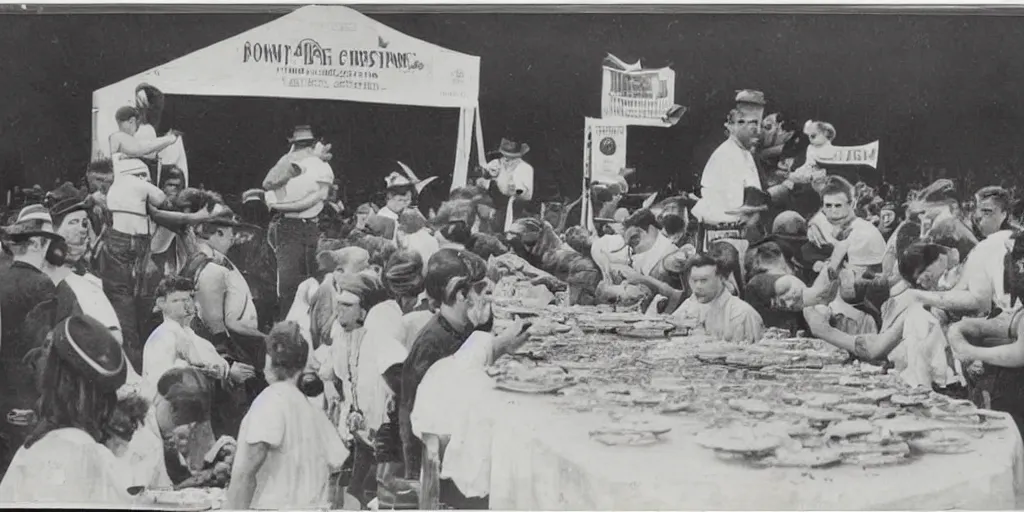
[694,426,782,455]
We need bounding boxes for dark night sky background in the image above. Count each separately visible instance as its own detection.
[1,7,1023,205]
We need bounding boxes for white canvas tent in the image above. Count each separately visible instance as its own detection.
[92,5,485,190]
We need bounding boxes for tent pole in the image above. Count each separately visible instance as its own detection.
[474,105,486,167]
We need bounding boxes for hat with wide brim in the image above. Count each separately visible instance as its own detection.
[51,315,127,392]
[2,204,65,241]
[735,89,767,106]
[202,206,261,231]
[498,138,530,158]
[288,125,316,144]
[724,187,771,215]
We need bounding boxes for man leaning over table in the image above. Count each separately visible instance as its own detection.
[944,229,1024,433]
[666,252,764,343]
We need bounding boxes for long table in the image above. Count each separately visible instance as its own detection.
[469,332,1024,510]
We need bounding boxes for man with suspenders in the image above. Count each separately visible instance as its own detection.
[181,208,265,437]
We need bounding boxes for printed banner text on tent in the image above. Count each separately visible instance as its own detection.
[815,141,880,168]
[585,118,627,180]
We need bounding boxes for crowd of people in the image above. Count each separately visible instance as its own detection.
[1,85,1024,509]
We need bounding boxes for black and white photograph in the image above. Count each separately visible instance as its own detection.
[0,2,1023,509]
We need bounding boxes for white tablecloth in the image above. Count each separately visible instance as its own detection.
[474,390,1024,510]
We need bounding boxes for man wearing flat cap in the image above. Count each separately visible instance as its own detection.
[692,90,808,251]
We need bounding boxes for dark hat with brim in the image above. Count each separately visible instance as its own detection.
[202,206,260,231]
[724,187,771,216]
[52,315,127,392]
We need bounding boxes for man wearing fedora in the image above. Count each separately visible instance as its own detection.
[188,208,265,436]
[263,125,335,319]
[0,204,73,471]
[477,138,535,232]
[692,90,810,252]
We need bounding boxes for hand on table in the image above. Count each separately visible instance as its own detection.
[496,318,532,354]
[802,306,833,336]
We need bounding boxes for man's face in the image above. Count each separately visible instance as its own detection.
[974,197,1007,237]
[336,291,364,331]
[87,172,113,194]
[386,191,412,214]
[915,253,950,291]
[729,112,762,149]
[163,178,184,201]
[822,192,854,224]
[56,211,90,262]
[623,225,655,251]
[465,281,494,328]
[211,226,237,250]
[120,117,139,136]
[158,290,196,324]
[688,264,725,304]
[880,209,896,228]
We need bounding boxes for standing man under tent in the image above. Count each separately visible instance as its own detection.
[477,138,535,232]
[691,90,808,251]
[263,125,335,320]
[109,106,180,168]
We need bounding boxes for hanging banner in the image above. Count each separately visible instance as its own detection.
[92,6,482,158]
[586,117,628,181]
[601,54,686,127]
[814,141,880,169]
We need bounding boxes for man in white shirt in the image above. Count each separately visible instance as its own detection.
[477,138,534,231]
[99,158,211,371]
[692,90,805,249]
[669,253,764,343]
[619,209,677,277]
[945,230,1024,431]
[263,125,335,319]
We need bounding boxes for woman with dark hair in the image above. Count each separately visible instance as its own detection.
[0,315,130,505]
[227,321,348,510]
